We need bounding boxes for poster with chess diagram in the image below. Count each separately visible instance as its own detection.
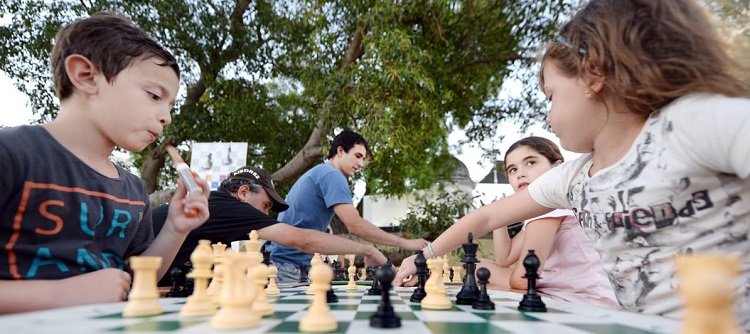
[190,142,248,190]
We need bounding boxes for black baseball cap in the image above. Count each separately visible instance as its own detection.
[227,166,289,213]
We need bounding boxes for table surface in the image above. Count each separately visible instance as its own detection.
[0,283,681,334]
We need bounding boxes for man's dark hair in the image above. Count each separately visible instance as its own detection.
[51,12,180,100]
[327,129,370,159]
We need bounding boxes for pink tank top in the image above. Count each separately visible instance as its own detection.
[523,209,620,309]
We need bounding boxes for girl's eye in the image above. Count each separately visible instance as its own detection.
[148,92,161,101]
[526,160,536,167]
[507,168,517,174]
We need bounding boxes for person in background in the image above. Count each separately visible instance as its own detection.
[152,165,388,285]
[479,136,619,309]
[269,129,428,281]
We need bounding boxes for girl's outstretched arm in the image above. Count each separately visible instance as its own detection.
[508,216,562,290]
[394,189,552,285]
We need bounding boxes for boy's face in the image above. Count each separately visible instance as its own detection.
[91,57,178,152]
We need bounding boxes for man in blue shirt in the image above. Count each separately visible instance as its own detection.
[269,129,428,280]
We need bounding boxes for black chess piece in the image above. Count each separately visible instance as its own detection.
[472,267,495,310]
[365,266,375,281]
[166,267,185,297]
[369,265,401,328]
[261,244,271,266]
[181,261,194,296]
[518,250,547,312]
[298,265,310,283]
[410,252,428,302]
[456,232,480,305]
[326,286,339,303]
[367,265,383,295]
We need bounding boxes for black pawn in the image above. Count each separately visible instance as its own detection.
[410,252,428,302]
[369,265,401,328]
[326,286,339,303]
[166,267,185,297]
[456,232,480,305]
[518,250,546,312]
[472,268,495,310]
[298,265,310,283]
[367,266,383,295]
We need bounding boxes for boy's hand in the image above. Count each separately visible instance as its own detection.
[58,268,132,305]
[166,176,210,234]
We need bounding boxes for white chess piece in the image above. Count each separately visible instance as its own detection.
[265,266,281,295]
[211,251,260,329]
[299,264,337,332]
[452,265,463,283]
[180,240,218,317]
[421,257,452,310]
[123,256,163,317]
[346,264,358,290]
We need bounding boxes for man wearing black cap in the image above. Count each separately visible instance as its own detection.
[151,165,388,286]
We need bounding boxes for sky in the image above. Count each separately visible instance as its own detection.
[0,70,578,183]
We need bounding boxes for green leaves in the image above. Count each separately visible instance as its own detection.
[1,0,572,196]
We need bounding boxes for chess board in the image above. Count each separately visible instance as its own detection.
[0,285,680,333]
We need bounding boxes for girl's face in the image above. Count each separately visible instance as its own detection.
[542,62,607,153]
[505,145,560,192]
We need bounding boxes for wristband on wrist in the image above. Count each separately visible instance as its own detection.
[426,242,437,259]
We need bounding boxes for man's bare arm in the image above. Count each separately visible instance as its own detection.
[333,203,428,251]
[257,223,388,266]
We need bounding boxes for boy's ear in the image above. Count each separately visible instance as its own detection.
[64,54,99,95]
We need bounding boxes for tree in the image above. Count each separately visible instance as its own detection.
[1,0,571,197]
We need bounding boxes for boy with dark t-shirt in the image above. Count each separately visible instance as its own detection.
[0,12,210,313]
[152,165,388,285]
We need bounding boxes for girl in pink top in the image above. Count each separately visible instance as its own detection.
[478,136,619,309]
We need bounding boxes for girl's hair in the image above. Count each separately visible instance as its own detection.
[540,0,749,117]
[504,136,564,167]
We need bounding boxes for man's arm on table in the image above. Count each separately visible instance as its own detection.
[257,223,388,266]
[333,203,428,251]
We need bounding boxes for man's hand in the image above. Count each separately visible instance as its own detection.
[59,268,132,305]
[363,246,388,267]
[393,254,418,287]
[400,238,429,251]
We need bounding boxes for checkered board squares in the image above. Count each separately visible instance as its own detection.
[0,286,681,334]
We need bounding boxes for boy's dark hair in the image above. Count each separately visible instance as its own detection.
[51,12,180,100]
[327,129,370,159]
[504,136,564,168]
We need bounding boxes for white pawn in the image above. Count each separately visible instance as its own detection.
[206,242,227,298]
[306,253,324,295]
[299,264,337,332]
[180,240,218,317]
[346,264,358,290]
[265,266,281,295]
[123,256,163,317]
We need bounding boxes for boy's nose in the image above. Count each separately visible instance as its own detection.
[159,111,172,125]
